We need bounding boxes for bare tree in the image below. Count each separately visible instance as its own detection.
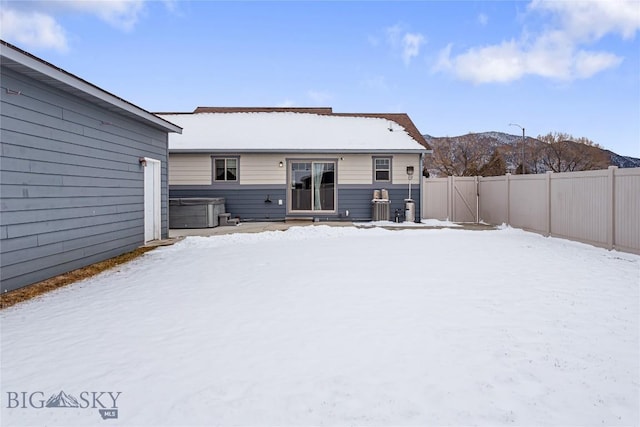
[538,132,609,172]
[428,133,492,176]
[478,149,507,177]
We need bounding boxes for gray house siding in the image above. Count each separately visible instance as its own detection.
[0,66,170,292]
[169,183,420,222]
[338,185,420,221]
[170,186,288,221]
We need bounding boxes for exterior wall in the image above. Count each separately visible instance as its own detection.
[169,152,422,221]
[171,186,287,220]
[169,152,422,186]
[0,66,170,292]
[169,154,211,185]
[170,185,420,221]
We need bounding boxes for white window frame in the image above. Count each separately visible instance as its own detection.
[373,157,392,182]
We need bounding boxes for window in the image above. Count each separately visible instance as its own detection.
[214,158,238,181]
[374,157,391,181]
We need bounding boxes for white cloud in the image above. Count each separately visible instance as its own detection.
[0,0,149,52]
[573,50,623,79]
[385,24,403,46]
[384,24,426,66]
[529,0,640,41]
[478,13,489,26]
[402,33,425,66]
[0,8,68,52]
[60,0,145,31]
[435,0,637,83]
[435,36,623,84]
[435,40,525,84]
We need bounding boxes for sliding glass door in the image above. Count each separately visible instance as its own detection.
[290,161,335,212]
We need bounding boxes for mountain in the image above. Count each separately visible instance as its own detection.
[423,132,639,177]
[45,390,80,408]
[605,150,640,168]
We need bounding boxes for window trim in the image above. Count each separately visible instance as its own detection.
[373,156,392,183]
[211,156,240,186]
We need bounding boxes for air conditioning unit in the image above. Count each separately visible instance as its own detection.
[372,200,390,221]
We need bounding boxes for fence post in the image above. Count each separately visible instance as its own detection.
[546,171,552,236]
[448,175,454,221]
[506,173,511,226]
[475,176,479,223]
[607,166,617,250]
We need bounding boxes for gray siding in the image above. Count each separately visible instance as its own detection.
[170,187,288,220]
[338,185,420,221]
[0,66,169,292]
[169,184,420,222]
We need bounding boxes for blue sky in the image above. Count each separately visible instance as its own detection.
[1,0,639,156]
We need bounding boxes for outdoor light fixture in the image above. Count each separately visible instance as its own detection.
[279,161,284,168]
[139,157,147,166]
[406,166,415,200]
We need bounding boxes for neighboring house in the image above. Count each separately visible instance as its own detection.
[157,107,430,222]
[0,41,182,292]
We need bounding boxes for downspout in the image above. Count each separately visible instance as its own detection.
[419,152,425,221]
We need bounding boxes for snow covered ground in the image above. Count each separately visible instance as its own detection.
[1,226,638,426]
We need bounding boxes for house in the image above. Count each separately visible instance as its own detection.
[157,107,430,222]
[0,41,182,292]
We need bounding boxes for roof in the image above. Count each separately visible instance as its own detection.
[0,40,181,134]
[157,107,431,153]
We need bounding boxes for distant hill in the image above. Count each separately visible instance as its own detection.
[423,132,640,177]
[604,150,640,168]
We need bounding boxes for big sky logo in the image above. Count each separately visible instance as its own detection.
[6,390,121,420]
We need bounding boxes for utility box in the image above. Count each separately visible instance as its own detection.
[372,200,391,221]
[372,188,391,221]
[169,198,225,228]
[404,199,415,223]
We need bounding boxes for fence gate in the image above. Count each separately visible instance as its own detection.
[422,176,478,222]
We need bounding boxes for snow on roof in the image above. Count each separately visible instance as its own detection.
[158,112,427,152]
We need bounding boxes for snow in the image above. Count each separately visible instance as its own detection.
[158,112,425,152]
[1,226,638,426]
[361,219,462,228]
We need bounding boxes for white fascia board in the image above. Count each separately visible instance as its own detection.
[169,149,428,154]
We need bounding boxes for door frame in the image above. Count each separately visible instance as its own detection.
[286,159,337,215]
[143,157,161,243]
